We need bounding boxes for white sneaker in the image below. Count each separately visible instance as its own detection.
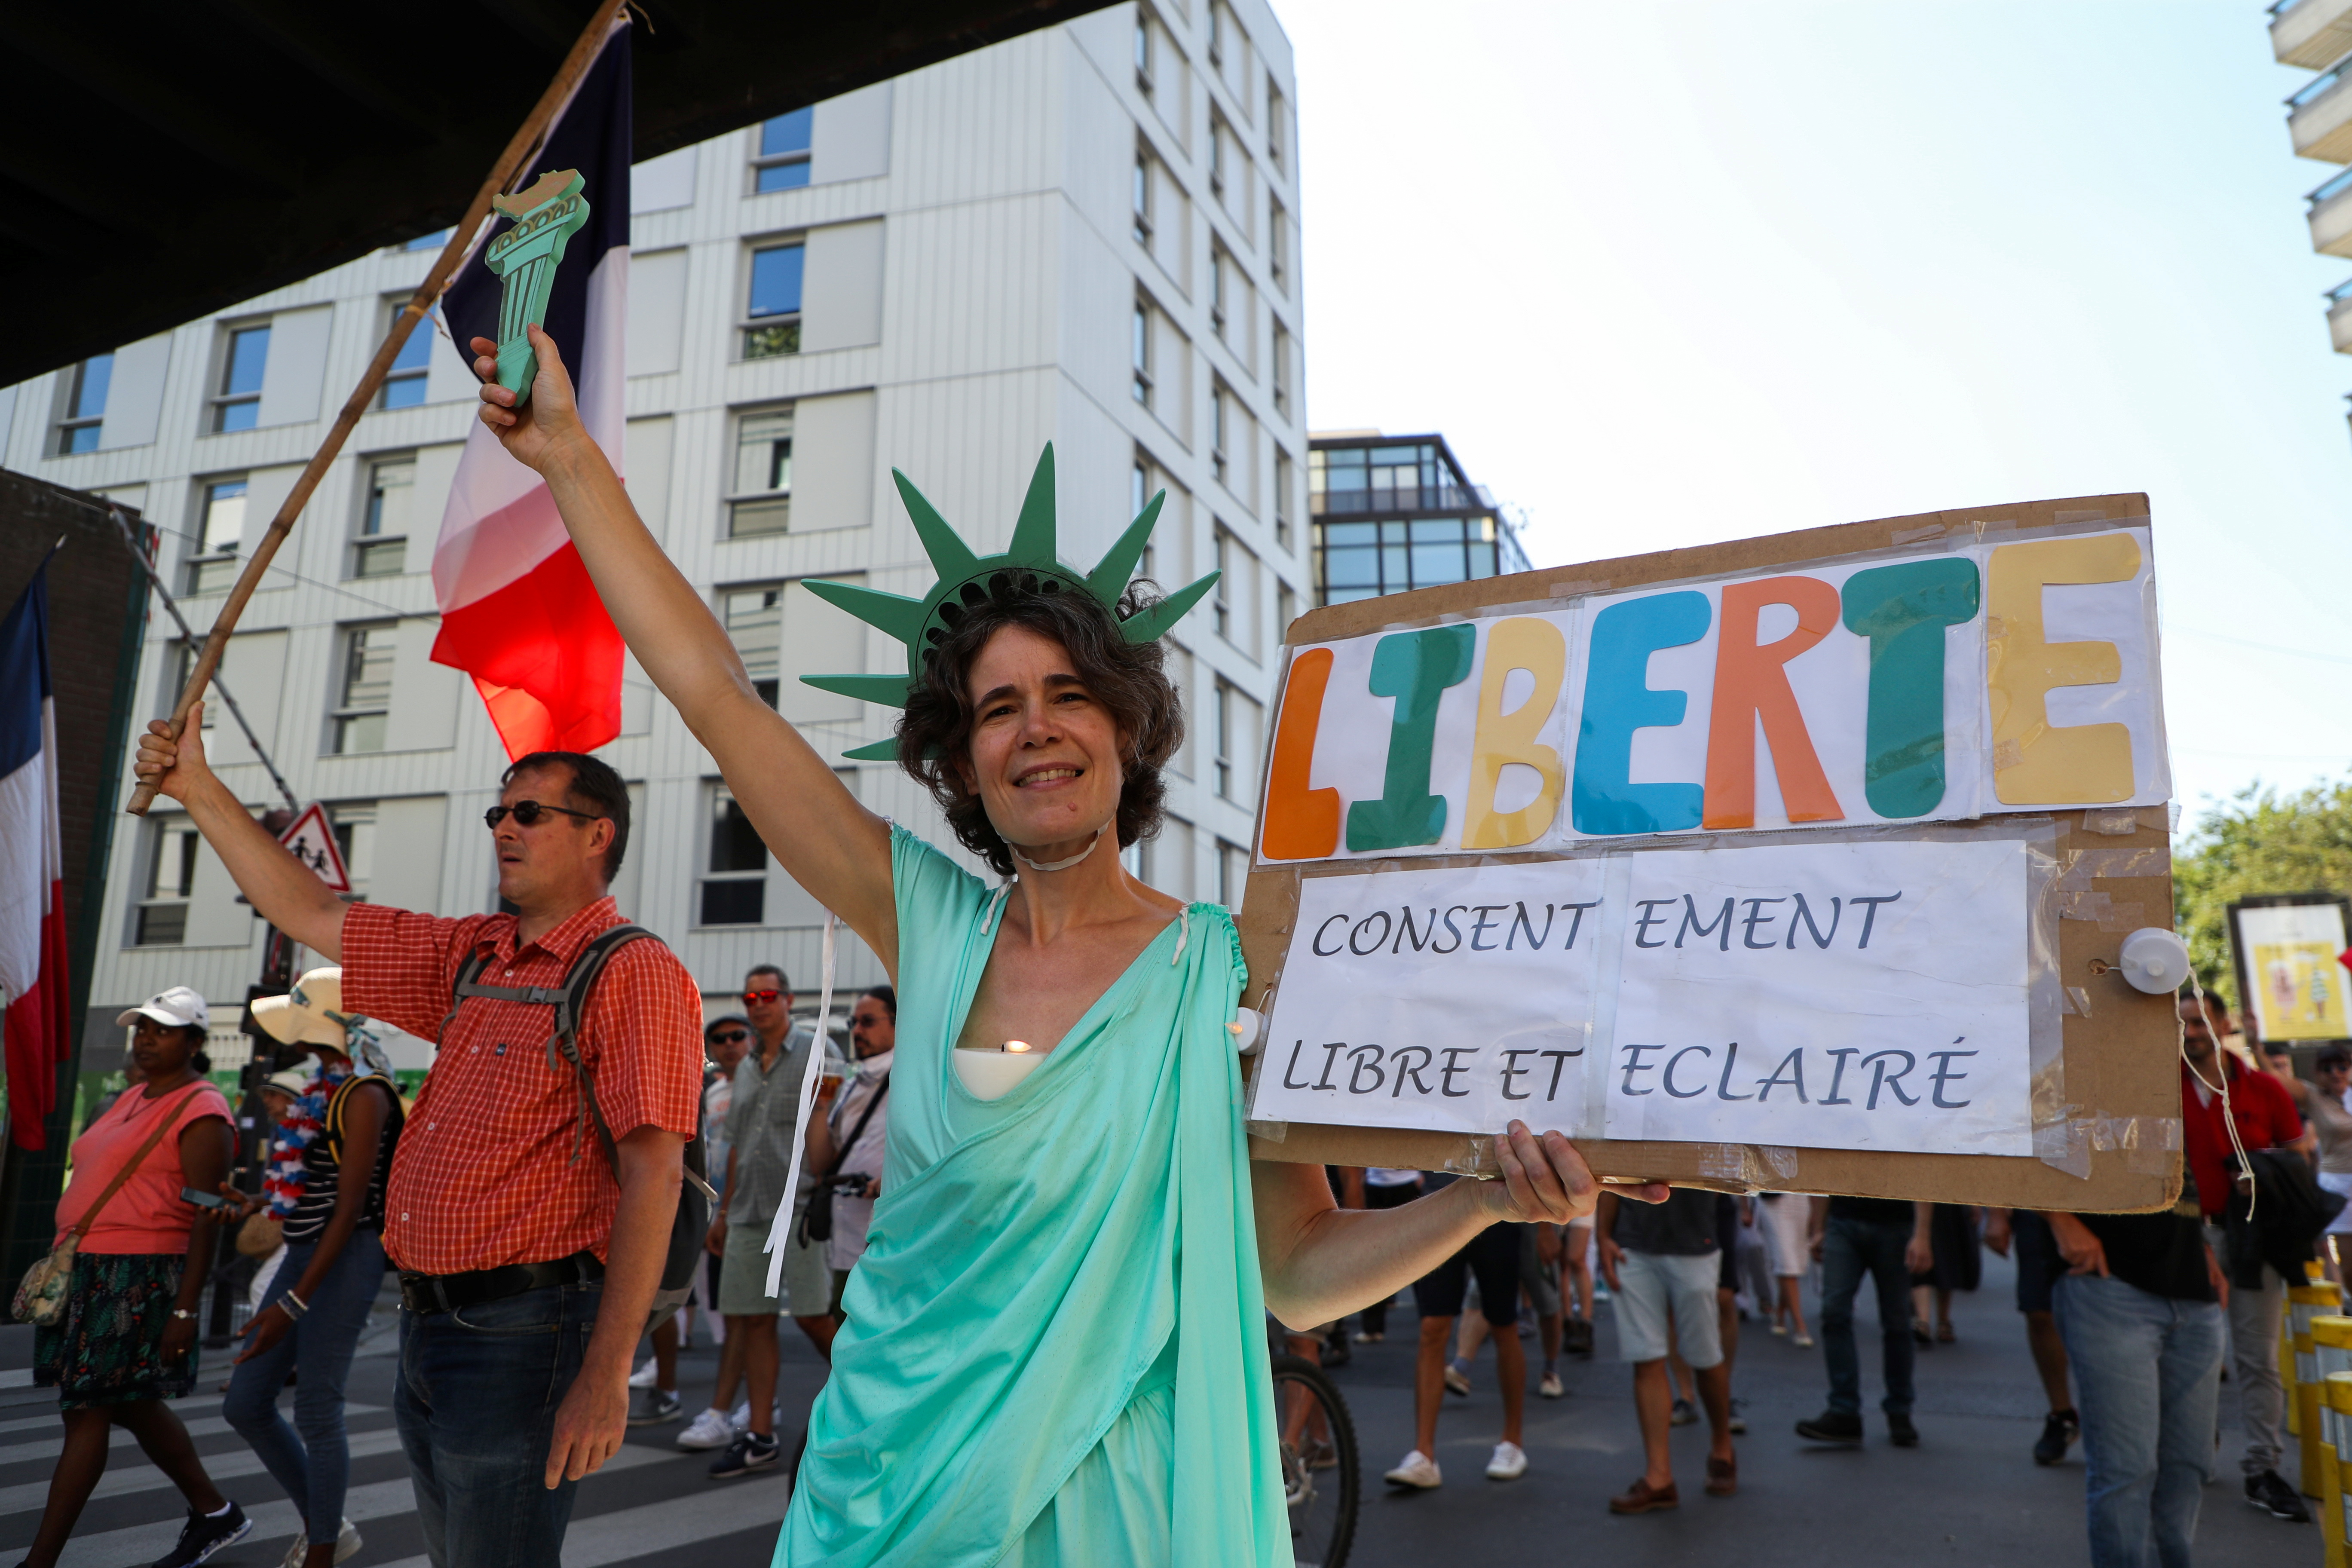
[1384,1449,1442,1489]
[729,1398,750,1431]
[1486,1441,1528,1481]
[628,1356,659,1388]
[677,1408,735,1451]
[278,1520,361,1567]
[1538,1370,1565,1399]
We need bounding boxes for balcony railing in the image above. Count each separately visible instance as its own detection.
[2313,169,2352,257]
[1310,484,1490,517]
[2289,52,2352,160]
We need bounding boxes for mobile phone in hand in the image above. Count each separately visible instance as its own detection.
[179,1186,230,1210]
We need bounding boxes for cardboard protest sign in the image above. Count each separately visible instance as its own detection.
[1239,494,2183,1211]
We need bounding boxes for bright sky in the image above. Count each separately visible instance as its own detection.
[1282,0,2352,826]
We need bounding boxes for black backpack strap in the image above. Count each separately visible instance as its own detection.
[542,924,659,1173]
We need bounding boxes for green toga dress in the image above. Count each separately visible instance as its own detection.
[773,827,1290,1566]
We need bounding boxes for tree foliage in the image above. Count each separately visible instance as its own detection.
[2173,778,2352,1010]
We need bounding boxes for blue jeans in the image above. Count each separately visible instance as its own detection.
[394,1281,600,1568]
[1818,1215,1915,1416]
[2055,1273,2225,1568]
[222,1230,386,1545]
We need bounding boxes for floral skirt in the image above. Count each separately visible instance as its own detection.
[34,1252,199,1409]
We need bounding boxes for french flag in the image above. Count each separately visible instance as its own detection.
[0,560,68,1151]
[431,16,632,758]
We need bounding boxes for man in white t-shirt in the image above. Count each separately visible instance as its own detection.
[808,987,895,1307]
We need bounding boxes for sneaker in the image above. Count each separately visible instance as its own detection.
[1795,1409,1864,1445]
[1486,1441,1528,1481]
[1444,1365,1472,1398]
[628,1355,659,1388]
[2246,1469,2312,1522]
[1728,1397,1747,1435]
[1353,1329,1385,1343]
[630,1389,683,1427]
[2033,1409,2079,1467]
[1538,1370,1565,1399]
[709,1430,780,1479]
[729,1398,751,1431]
[1384,1449,1442,1489]
[1888,1411,1920,1448]
[677,1407,736,1451]
[150,1501,251,1567]
[1669,1397,1697,1427]
[276,1520,361,1568]
[1793,1332,1815,1348]
[1770,1319,1788,1336]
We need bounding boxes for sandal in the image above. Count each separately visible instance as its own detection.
[1935,1321,1955,1344]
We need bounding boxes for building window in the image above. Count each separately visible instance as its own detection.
[1134,9,1154,97]
[1208,1,1225,67]
[1314,516,1506,605]
[753,107,813,193]
[57,353,112,454]
[331,623,397,754]
[1133,147,1154,246]
[355,456,412,578]
[399,227,454,253]
[729,407,794,536]
[328,802,375,898]
[211,322,270,433]
[701,785,767,925]
[187,478,248,595]
[1268,83,1288,173]
[1132,301,1154,407]
[744,242,805,359]
[135,819,202,946]
[1269,200,1290,294]
[1211,384,1229,486]
[1218,837,1247,910]
[1209,112,1228,201]
[1274,450,1294,551]
[1210,242,1228,340]
[723,585,784,707]
[1271,325,1291,419]
[1213,679,1235,799]
[381,300,432,409]
[1277,582,1296,638]
[1132,455,1150,522]
[1213,528,1232,640]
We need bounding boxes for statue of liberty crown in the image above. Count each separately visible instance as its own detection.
[799,444,1219,760]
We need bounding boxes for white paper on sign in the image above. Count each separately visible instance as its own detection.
[1254,861,1609,1137]
[1605,838,2031,1155]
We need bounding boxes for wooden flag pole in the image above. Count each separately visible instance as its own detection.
[127,0,629,815]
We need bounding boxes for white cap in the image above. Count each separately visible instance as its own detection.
[262,1068,313,1098]
[251,968,348,1048]
[116,986,209,1032]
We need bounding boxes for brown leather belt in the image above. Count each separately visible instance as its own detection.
[398,1250,603,1315]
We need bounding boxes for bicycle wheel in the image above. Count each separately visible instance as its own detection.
[1269,1352,1358,1568]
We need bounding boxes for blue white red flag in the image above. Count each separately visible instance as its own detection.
[0,560,68,1150]
[430,16,632,758]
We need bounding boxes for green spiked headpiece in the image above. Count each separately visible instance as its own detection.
[800,444,1219,761]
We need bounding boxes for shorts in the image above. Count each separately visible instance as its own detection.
[1757,1192,1811,1277]
[1415,1223,1522,1326]
[1613,1250,1722,1367]
[720,1206,830,1317]
[2012,1210,2063,1315]
[1520,1225,1562,1317]
[2322,1170,2352,1235]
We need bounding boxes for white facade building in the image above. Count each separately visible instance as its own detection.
[1,3,1305,1060]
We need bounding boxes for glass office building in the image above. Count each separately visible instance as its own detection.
[1307,432,1528,606]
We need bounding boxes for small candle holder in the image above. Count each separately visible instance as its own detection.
[953,1039,1044,1100]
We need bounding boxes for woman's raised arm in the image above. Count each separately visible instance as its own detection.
[475,325,895,959]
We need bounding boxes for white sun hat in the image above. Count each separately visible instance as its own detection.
[116,986,209,1031]
[250,968,350,1049]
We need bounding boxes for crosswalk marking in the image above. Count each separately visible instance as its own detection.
[50,1447,684,1568]
[0,1405,387,1464]
[365,1474,791,1568]
[0,1427,411,1515]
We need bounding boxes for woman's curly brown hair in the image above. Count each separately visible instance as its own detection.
[897,573,1184,878]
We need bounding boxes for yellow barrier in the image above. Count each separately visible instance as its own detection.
[2300,1288,2344,1499]
[2332,1375,2352,1568]
[2315,1319,2352,1568]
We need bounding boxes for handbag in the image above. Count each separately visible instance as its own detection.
[235,1212,285,1259]
[800,1074,888,1247]
[13,1082,208,1326]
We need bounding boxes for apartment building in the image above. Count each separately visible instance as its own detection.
[1305,430,1528,609]
[0,2,1308,1072]
[2273,0,2352,430]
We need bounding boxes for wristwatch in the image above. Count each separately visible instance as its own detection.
[170,1308,197,1320]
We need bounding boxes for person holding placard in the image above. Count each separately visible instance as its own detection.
[469,325,1653,1565]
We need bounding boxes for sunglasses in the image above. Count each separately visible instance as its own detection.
[744,989,784,1004]
[708,1029,749,1044]
[484,801,602,830]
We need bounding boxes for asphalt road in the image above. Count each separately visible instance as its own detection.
[0,1246,2306,1567]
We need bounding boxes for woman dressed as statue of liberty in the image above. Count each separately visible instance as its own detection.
[472,324,1650,1565]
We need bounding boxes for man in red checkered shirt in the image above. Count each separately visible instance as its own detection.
[136,716,701,1568]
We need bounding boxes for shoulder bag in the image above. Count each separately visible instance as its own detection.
[13,1082,210,1325]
